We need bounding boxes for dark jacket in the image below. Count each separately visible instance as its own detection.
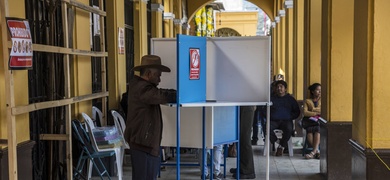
[270,93,300,121]
[124,75,176,156]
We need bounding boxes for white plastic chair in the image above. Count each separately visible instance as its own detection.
[82,113,123,180]
[111,110,130,170]
[92,106,103,126]
[110,110,129,149]
[263,129,294,157]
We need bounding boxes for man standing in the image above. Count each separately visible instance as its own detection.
[269,80,300,156]
[230,106,256,179]
[124,55,176,179]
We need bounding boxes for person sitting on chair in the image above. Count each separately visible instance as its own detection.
[267,80,300,156]
[303,83,321,159]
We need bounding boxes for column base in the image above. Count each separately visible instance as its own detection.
[349,139,390,179]
[320,121,352,179]
[0,140,35,180]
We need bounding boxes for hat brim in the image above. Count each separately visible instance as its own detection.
[132,64,171,72]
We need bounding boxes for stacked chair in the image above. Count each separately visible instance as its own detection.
[82,112,124,180]
[71,119,114,180]
[92,106,103,127]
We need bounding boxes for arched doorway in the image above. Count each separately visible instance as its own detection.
[215,28,241,37]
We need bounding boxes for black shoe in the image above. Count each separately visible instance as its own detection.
[230,168,236,173]
[160,166,166,171]
[213,173,223,179]
[232,173,256,179]
[200,174,210,179]
[200,173,223,180]
[251,139,258,145]
[229,168,241,174]
[284,147,289,153]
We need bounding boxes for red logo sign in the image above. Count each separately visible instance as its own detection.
[189,48,200,80]
[7,19,33,69]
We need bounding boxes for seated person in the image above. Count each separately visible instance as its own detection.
[303,83,321,159]
[265,80,300,156]
[198,145,223,179]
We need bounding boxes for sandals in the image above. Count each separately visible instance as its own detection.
[315,152,320,159]
[305,151,316,159]
[305,151,320,159]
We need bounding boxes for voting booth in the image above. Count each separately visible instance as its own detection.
[151,35,271,179]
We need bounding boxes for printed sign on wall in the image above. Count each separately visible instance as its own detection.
[118,27,125,54]
[7,18,33,69]
[189,48,200,80]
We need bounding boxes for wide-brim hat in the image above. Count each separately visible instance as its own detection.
[132,55,171,72]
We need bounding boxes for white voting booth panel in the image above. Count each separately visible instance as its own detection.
[160,106,213,148]
[152,36,270,148]
[207,37,270,102]
[160,105,238,149]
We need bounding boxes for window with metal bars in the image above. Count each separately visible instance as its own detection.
[125,0,135,83]
[25,0,66,179]
[90,0,107,117]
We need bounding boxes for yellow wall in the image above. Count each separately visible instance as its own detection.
[134,1,148,66]
[0,0,5,142]
[215,11,258,36]
[164,0,174,38]
[73,0,93,119]
[353,0,390,149]
[187,0,214,22]
[0,0,127,142]
[152,0,164,38]
[0,0,29,144]
[307,0,321,84]
[371,0,390,148]
[106,0,126,111]
[294,0,305,100]
[272,0,286,89]
[321,0,353,122]
[248,0,274,21]
[329,0,354,122]
[352,0,368,146]
[285,9,293,95]
[173,0,182,36]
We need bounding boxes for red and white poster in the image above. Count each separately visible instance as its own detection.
[189,48,200,80]
[7,18,33,69]
[118,27,125,54]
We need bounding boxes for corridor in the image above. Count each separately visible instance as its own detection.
[93,142,324,180]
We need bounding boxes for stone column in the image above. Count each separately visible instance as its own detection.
[133,0,148,66]
[321,0,354,179]
[293,0,305,100]
[163,0,174,38]
[106,0,126,110]
[285,5,294,95]
[351,0,390,179]
[152,0,163,38]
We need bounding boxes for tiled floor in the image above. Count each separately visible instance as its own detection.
[94,137,325,180]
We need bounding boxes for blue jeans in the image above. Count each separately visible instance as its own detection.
[130,149,160,180]
[198,145,223,175]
